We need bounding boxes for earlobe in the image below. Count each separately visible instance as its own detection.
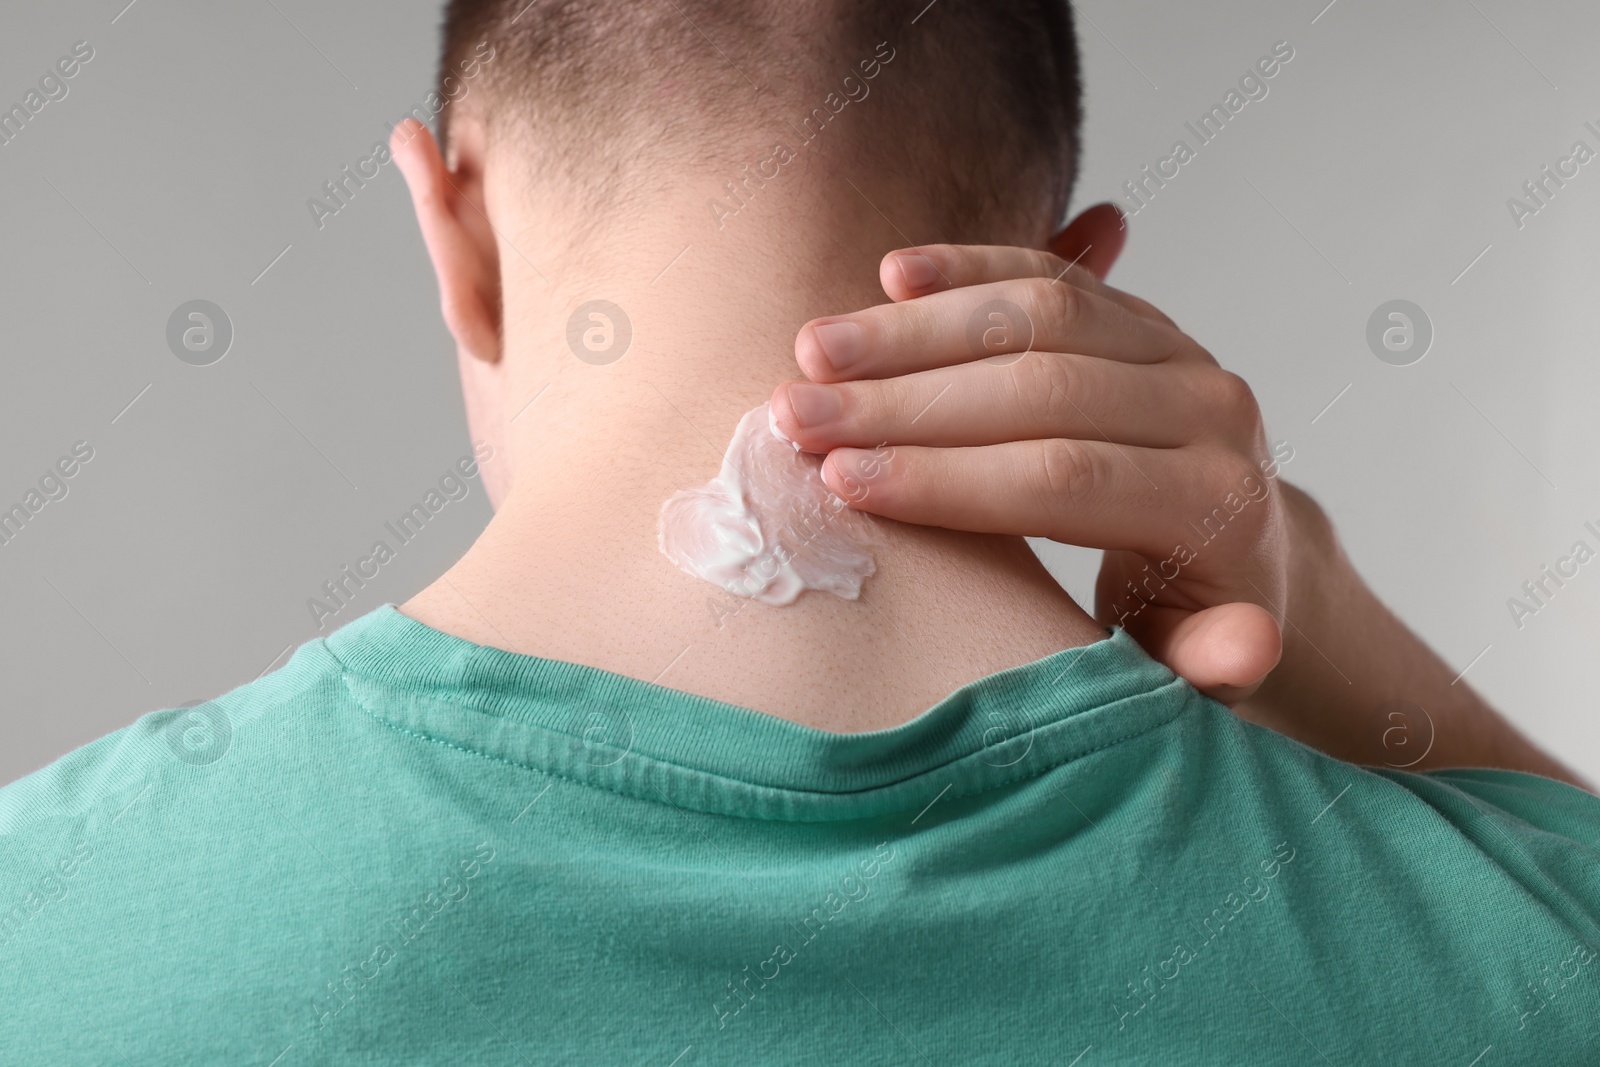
[1048,201,1127,281]
[391,118,503,364]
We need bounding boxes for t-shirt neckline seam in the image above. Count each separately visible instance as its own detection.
[332,659,1198,821]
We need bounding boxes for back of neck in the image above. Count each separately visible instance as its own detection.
[404,178,1107,731]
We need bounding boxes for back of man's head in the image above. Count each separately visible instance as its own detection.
[435,0,1083,242]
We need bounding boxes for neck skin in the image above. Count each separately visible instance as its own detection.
[400,132,1108,733]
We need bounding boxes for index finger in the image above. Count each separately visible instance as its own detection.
[794,276,1184,383]
[880,244,1177,328]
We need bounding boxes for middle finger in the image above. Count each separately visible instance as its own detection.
[770,351,1227,452]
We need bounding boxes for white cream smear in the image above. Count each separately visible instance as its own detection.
[658,402,876,605]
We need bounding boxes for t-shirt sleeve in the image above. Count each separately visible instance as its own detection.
[1412,767,1600,854]
[1368,764,1600,946]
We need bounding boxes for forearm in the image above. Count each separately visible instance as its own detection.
[1239,484,1594,792]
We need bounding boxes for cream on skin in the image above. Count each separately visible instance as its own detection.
[658,402,876,605]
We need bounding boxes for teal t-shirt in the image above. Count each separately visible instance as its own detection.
[3,605,1598,1064]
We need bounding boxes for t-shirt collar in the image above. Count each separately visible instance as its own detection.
[318,604,1191,821]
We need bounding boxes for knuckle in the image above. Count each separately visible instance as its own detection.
[1033,438,1100,510]
[1024,277,1079,336]
[1034,248,1073,281]
[875,302,931,357]
[873,381,922,428]
[1017,354,1124,437]
[1213,371,1261,425]
[1016,354,1079,426]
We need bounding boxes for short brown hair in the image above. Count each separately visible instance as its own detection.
[436,0,1083,231]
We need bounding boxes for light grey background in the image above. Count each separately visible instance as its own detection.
[3,0,1597,785]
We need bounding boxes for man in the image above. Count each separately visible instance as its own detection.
[3,1,1597,1063]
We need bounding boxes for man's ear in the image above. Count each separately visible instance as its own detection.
[391,118,502,364]
[1048,202,1127,281]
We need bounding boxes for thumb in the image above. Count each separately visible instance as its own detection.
[1132,602,1282,706]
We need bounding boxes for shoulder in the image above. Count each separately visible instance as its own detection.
[0,634,343,842]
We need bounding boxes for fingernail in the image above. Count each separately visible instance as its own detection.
[767,404,802,451]
[785,383,842,428]
[826,448,885,504]
[895,254,939,290]
[811,321,864,372]
[830,448,867,479]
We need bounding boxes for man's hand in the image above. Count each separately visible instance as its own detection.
[768,239,1287,703]
[770,235,1592,790]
